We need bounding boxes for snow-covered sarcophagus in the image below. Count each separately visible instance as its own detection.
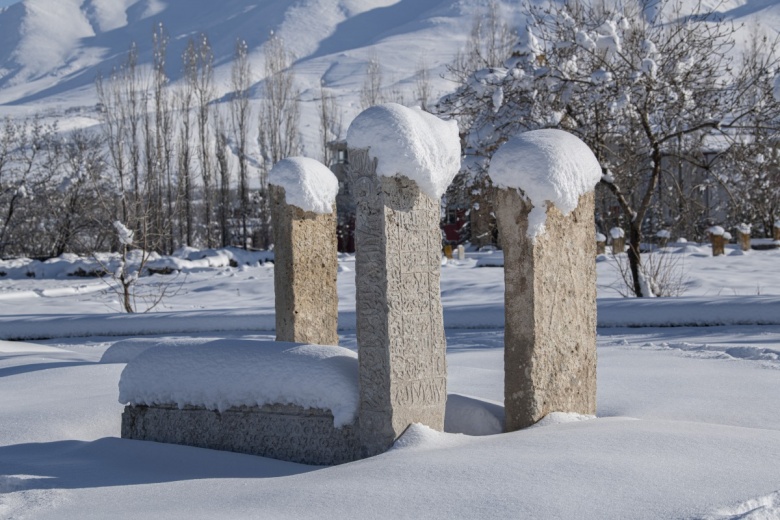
[121,158,353,465]
[120,341,361,465]
[346,103,460,456]
[488,129,600,431]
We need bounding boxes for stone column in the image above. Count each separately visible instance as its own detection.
[349,148,447,457]
[271,186,339,345]
[710,233,726,256]
[596,233,606,255]
[496,189,597,432]
[610,228,625,254]
[736,230,751,252]
[774,223,780,242]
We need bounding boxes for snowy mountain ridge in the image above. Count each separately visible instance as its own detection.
[0,0,778,138]
[0,0,499,124]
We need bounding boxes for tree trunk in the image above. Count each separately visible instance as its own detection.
[628,223,643,297]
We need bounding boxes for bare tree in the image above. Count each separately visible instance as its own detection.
[414,58,434,111]
[360,54,384,110]
[214,111,232,247]
[230,39,253,249]
[178,40,197,247]
[257,33,301,247]
[318,79,343,166]
[48,130,110,257]
[192,34,216,247]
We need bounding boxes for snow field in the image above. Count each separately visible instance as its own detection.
[1,246,780,517]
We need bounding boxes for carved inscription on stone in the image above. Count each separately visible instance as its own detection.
[348,148,447,457]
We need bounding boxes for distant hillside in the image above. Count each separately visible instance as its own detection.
[0,0,776,143]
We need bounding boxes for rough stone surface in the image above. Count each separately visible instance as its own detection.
[122,403,359,465]
[710,234,726,256]
[596,239,606,255]
[775,225,780,242]
[271,185,338,345]
[611,236,625,254]
[737,231,751,252]
[496,189,597,431]
[349,147,447,457]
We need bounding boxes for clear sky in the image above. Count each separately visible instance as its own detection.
[0,0,20,7]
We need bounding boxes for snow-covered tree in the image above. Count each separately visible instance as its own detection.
[438,0,780,296]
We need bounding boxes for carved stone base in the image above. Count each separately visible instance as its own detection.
[122,403,360,466]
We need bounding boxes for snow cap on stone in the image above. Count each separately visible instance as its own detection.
[610,227,625,239]
[656,229,671,239]
[488,129,602,240]
[736,223,751,234]
[269,157,338,214]
[118,340,359,428]
[346,103,461,200]
[596,232,607,242]
[708,226,725,236]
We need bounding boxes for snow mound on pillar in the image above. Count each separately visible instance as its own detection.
[118,340,358,428]
[346,103,461,200]
[488,129,601,240]
[269,157,338,214]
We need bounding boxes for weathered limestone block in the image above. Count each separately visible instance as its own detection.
[737,230,751,252]
[611,235,625,254]
[271,185,338,345]
[349,148,447,457]
[122,403,359,465]
[496,189,597,431]
[710,234,726,256]
[596,233,606,255]
[774,223,780,242]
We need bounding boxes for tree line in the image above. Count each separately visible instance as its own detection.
[0,26,329,259]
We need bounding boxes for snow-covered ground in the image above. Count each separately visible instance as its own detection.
[2,243,780,519]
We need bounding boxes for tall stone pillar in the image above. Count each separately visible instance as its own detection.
[271,185,339,346]
[496,189,597,431]
[349,148,447,457]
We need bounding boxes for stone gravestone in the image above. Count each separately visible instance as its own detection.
[346,103,460,456]
[269,157,339,346]
[709,226,726,257]
[736,223,751,252]
[489,129,599,431]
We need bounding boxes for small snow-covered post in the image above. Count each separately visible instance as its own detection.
[709,226,726,257]
[596,232,606,255]
[774,220,780,242]
[346,104,460,457]
[269,157,339,345]
[489,129,599,431]
[735,223,751,252]
[610,227,625,254]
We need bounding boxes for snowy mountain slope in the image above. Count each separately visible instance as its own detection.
[0,0,492,111]
[0,0,777,142]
